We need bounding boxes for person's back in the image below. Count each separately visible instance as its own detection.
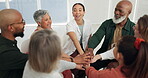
[0,9,28,78]
[0,36,27,78]
[23,61,63,78]
[23,29,63,78]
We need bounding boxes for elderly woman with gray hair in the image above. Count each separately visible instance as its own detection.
[33,9,52,31]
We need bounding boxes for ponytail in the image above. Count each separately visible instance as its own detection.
[119,36,148,78]
[130,42,148,78]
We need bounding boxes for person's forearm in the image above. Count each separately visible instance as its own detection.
[100,47,115,60]
[62,57,73,62]
[86,48,94,57]
[68,32,84,55]
[73,41,84,55]
[59,60,76,72]
[61,52,71,58]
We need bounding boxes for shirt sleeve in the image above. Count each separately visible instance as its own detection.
[88,21,107,49]
[58,60,76,72]
[86,66,121,78]
[100,47,115,60]
[86,67,100,78]
[66,23,75,33]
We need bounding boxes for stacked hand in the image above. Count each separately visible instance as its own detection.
[74,52,92,64]
[91,54,102,63]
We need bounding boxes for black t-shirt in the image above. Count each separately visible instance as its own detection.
[0,34,28,78]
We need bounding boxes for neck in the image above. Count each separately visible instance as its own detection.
[117,18,128,27]
[76,19,84,26]
[1,32,15,41]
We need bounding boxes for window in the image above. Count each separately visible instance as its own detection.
[41,0,67,24]
[9,0,37,24]
[0,0,68,25]
[0,0,6,10]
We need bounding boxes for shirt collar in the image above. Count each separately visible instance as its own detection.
[111,18,132,31]
[0,34,17,44]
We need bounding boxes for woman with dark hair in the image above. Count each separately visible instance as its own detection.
[85,36,148,78]
[63,3,92,56]
[63,3,92,78]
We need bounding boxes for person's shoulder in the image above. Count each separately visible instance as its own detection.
[104,19,113,23]
[100,19,113,25]
[128,18,135,25]
[67,19,76,26]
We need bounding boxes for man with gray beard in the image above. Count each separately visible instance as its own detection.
[87,0,135,70]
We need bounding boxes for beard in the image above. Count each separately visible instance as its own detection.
[14,32,24,37]
[112,15,126,24]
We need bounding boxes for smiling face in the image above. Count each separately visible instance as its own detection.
[11,18,25,37]
[72,4,85,21]
[113,1,132,24]
[0,9,25,38]
[38,13,52,29]
[114,4,128,19]
[8,10,25,38]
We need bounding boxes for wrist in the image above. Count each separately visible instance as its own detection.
[79,52,84,55]
[87,48,94,53]
[96,54,102,60]
[70,57,74,62]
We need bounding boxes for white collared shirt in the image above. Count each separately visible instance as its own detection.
[63,19,92,55]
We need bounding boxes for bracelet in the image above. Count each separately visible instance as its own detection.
[70,57,74,62]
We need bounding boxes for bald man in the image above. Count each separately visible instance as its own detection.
[0,9,28,78]
[87,0,135,70]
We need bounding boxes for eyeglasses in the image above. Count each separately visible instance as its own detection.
[10,19,25,26]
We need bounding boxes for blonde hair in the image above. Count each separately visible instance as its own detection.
[29,29,61,73]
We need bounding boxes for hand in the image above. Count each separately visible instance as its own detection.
[74,54,91,64]
[91,54,102,63]
[75,64,85,70]
[79,51,84,55]
[83,64,90,69]
[83,52,92,63]
[85,48,94,57]
[86,48,94,53]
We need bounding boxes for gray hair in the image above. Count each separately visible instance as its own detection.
[29,29,61,73]
[33,10,49,23]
